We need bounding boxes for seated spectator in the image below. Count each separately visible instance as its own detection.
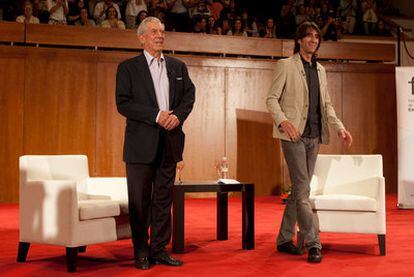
[339,0,357,34]
[362,0,378,35]
[219,0,236,23]
[260,18,276,38]
[135,9,148,26]
[241,10,258,37]
[166,0,192,32]
[217,18,230,35]
[100,5,125,29]
[193,14,207,33]
[32,0,50,23]
[321,12,342,41]
[277,4,296,39]
[375,20,391,36]
[315,15,324,30]
[192,0,210,18]
[125,0,148,29]
[206,15,219,34]
[67,0,88,25]
[94,0,121,25]
[295,4,308,26]
[148,0,168,23]
[227,18,247,37]
[75,6,95,26]
[16,1,40,24]
[208,0,223,21]
[47,0,69,24]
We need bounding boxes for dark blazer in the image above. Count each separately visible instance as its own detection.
[116,54,195,163]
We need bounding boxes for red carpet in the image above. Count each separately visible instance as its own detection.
[1,195,414,276]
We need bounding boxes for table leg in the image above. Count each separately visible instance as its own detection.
[172,189,185,253]
[242,185,254,249]
[217,192,228,240]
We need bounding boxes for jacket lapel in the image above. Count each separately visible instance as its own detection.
[293,53,309,94]
[136,55,158,107]
[165,56,175,109]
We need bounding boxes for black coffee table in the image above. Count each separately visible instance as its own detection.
[172,181,254,253]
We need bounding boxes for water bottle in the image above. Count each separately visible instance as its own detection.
[221,156,229,179]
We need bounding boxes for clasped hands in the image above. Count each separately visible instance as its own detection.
[158,110,180,131]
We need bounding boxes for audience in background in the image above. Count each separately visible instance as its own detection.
[16,1,40,24]
[260,18,277,38]
[94,0,121,25]
[135,9,148,26]
[67,0,88,25]
[47,0,68,24]
[75,6,96,26]
[100,5,125,28]
[125,0,147,29]
[339,0,357,34]
[2,0,400,39]
[362,0,378,35]
[206,15,219,34]
[227,17,247,36]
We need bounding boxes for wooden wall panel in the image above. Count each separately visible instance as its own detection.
[0,46,398,202]
[236,110,283,196]
[319,72,344,154]
[23,49,97,170]
[95,61,126,177]
[226,66,274,179]
[180,65,226,181]
[0,48,25,203]
[342,72,397,193]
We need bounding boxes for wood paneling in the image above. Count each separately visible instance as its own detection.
[23,48,97,169]
[236,110,283,196]
[0,22,25,43]
[180,65,226,181]
[319,72,343,155]
[95,61,126,177]
[226,66,274,179]
[23,24,393,61]
[0,45,397,202]
[0,48,25,203]
[282,40,395,62]
[342,72,397,193]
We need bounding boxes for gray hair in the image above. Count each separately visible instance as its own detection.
[137,17,163,36]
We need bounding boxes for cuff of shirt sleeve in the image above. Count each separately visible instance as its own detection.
[155,111,161,123]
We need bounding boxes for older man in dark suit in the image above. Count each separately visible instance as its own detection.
[116,16,195,270]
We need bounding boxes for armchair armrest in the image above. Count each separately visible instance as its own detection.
[86,177,128,201]
[323,176,384,200]
[19,180,79,244]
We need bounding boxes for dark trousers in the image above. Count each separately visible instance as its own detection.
[126,134,177,259]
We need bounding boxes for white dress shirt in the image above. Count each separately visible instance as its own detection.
[143,50,170,122]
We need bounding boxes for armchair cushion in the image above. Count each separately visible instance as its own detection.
[310,194,377,212]
[78,200,120,220]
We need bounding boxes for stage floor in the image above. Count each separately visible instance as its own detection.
[1,195,414,276]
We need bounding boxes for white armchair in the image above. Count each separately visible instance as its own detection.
[301,155,386,255]
[17,155,130,272]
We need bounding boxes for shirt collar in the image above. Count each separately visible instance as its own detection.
[143,50,164,66]
[300,53,317,68]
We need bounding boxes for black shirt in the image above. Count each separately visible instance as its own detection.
[301,55,321,138]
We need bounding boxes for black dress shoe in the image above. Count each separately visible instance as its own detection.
[151,252,183,266]
[135,256,150,270]
[277,241,299,255]
[307,247,322,263]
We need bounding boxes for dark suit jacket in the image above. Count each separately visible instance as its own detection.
[116,54,195,164]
